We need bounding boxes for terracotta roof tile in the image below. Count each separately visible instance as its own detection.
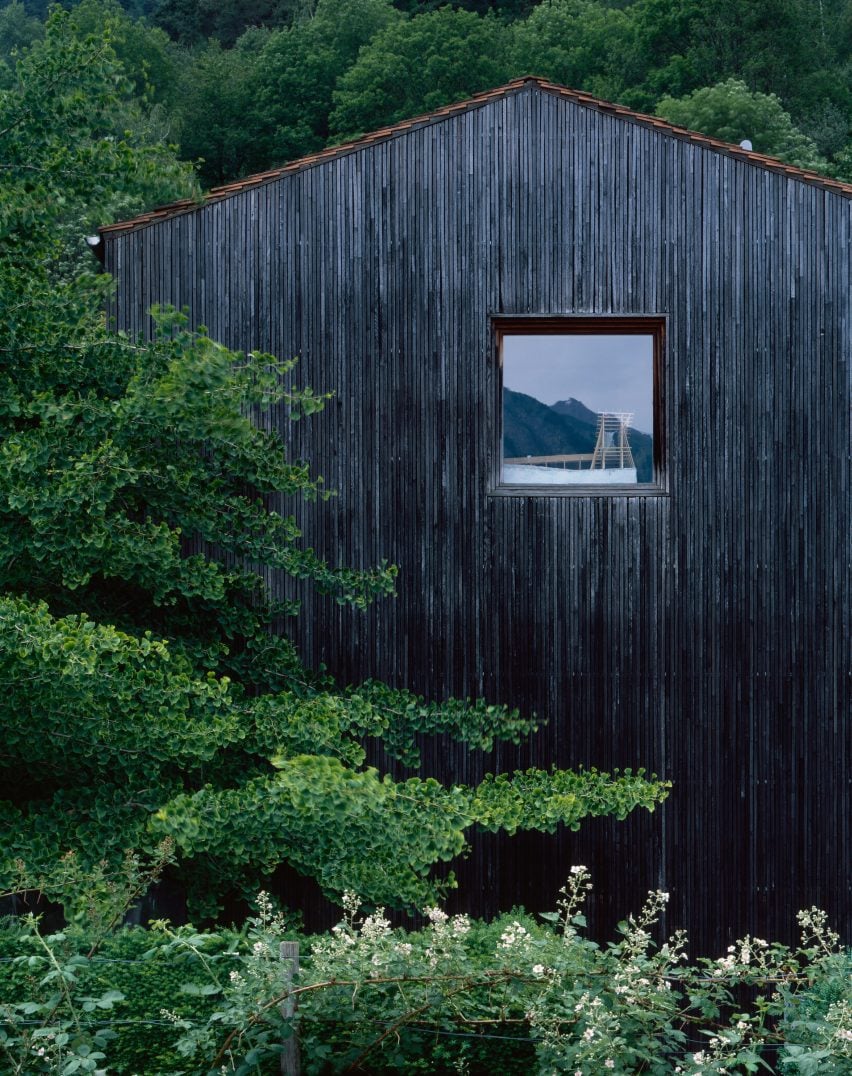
[99,77,852,237]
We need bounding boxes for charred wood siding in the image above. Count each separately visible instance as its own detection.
[104,85,851,953]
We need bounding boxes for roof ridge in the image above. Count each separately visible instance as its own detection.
[99,77,852,236]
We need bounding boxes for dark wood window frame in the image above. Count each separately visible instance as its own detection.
[491,314,668,497]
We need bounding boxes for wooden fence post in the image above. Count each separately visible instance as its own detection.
[279,941,300,1076]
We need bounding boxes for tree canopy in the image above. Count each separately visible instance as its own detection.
[510,0,633,103]
[0,2,44,84]
[329,6,512,139]
[8,0,843,185]
[656,78,828,171]
[8,0,846,185]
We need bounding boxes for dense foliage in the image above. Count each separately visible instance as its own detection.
[1,871,850,1073]
[328,6,511,138]
[0,12,669,925]
[656,78,827,170]
[3,0,850,187]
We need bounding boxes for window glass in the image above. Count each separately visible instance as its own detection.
[501,332,655,486]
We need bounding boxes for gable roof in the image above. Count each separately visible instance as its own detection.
[99,76,852,239]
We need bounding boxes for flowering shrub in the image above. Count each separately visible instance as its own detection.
[1,874,849,1073]
[161,871,851,1074]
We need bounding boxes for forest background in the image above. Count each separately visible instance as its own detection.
[3,0,850,189]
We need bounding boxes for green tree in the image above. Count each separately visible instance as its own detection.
[173,30,271,187]
[329,5,513,140]
[0,2,44,87]
[152,0,302,47]
[250,0,402,170]
[0,7,196,272]
[831,141,852,182]
[612,0,852,119]
[656,78,828,171]
[7,0,52,19]
[173,0,401,186]
[510,0,633,101]
[0,12,669,923]
[393,0,534,16]
[66,0,184,108]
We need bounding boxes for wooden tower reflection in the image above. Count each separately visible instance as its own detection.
[590,412,635,470]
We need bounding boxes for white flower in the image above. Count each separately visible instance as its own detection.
[837,1028,852,1042]
[532,963,545,976]
[451,915,471,935]
[498,921,529,949]
[604,1062,615,1070]
[330,925,356,947]
[570,865,588,875]
[342,891,360,917]
[361,912,391,940]
[583,1027,595,1041]
[425,906,448,925]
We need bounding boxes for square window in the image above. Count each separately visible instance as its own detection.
[495,317,664,491]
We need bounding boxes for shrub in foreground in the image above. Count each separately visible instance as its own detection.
[1,870,850,1074]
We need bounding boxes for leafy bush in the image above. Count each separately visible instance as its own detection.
[6,875,845,1074]
[2,876,850,1073]
[0,916,247,1074]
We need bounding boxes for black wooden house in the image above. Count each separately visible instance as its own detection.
[98,78,851,952]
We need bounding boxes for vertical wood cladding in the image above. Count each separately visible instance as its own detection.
[104,85,851,953]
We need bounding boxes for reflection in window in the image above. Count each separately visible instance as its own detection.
[501,332,655,486]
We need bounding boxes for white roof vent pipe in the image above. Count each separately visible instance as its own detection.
[739,139,753,151]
